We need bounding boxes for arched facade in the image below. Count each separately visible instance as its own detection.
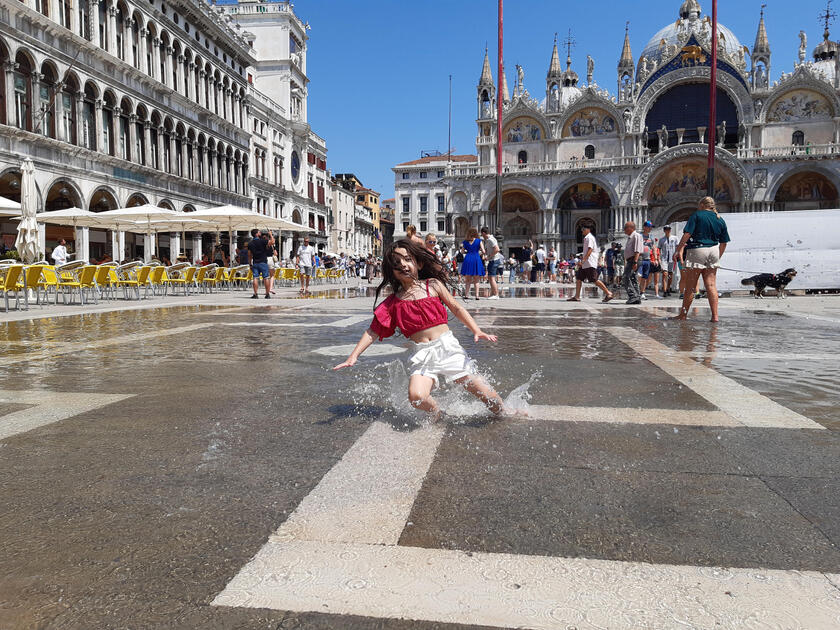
[432,0,840,258]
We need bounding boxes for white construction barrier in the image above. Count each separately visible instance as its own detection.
[657,210,840,292]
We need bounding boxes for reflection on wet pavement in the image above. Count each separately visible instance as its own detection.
[1,293,839,628]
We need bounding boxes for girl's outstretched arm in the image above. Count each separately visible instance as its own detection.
[431,279,497,343]
[333,328,377,369]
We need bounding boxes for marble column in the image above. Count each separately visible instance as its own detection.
[171,232,180,259]
[73,91,84,145]
[107,3,118,56]
[3,62,15,126]
[111,106,121,157]
[138,28,148,73]
[93,99,104,152]
[128,113,138,163]
[197,70,205,108]
[143,233,154,262]
[169,133,177,175]
[76,226,90,262]
[152,38,161,81]
[180,137,188,178]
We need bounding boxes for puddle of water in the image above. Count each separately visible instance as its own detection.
[304,284,604,300]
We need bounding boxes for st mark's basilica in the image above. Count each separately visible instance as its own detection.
[445,0,840,256]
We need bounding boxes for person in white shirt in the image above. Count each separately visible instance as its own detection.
[658,226,679,296]
[480,226,501,299]
[568,226,614,302]
[296,236,316,295]
[51,239,68,265]
[535,244,547,283]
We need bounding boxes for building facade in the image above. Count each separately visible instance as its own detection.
[392,154,478,247]
[222,0,330,258]
[0,0,334,262]
[0,0,255,259]
[444,0,840,257]
[335,173,380,254]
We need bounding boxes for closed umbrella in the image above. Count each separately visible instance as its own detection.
[14,159,41,264]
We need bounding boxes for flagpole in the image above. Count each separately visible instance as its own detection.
[707,0,718,196]
[494,0,504,244]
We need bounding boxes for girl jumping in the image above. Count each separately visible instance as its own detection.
[334,239,517,420]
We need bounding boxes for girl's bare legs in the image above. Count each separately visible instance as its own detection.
[675,268,702,320]
[702,268,720,322]
[408,374,442,420]
[456,374,506,415]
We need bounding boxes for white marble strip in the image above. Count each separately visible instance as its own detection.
[270,422,445,546]
[0,390,133,441]
[0,323,214,368]
[606,327,824,430]
[221,315,371,328]
[481,325,591,330]
[214,540,840,629]
[527,405,738,427]
[681,351,837,361]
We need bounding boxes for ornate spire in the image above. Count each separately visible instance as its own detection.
[501,69,510,102]
[479,47,494,86]
[679,0,701,20]
[548,34,563,79]
[619,21,634,67]
[754,5,770,54]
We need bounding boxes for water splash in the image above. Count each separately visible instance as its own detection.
[351,360,537,422]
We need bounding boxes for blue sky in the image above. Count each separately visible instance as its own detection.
[292,0,832,197]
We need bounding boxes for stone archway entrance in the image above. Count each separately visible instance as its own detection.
[645,157,738,214]
[0,170,22,250]
[773,171,839,210]
[44,180,83,255]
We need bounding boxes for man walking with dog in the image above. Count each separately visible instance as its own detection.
[674,197,730,322]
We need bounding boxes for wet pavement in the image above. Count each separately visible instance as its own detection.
[1,285,840,629]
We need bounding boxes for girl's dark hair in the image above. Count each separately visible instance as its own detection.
[375,239,457,308]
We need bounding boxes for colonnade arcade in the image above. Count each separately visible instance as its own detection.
[1,40,250,196]
[10,0,249,129]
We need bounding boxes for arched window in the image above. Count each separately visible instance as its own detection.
[98,0,108,49]
[517,150,528,165]
[82,83,97,149]
[60,79,78,145]
[115,5,125,60]
[584,144,595,159]
[38,64,58,139]
[118,105,130,161]
[13,53,32,131]
[131,18,140,67]
[792,130,805,146]
[78,0,90,40]
[59,0,71,28]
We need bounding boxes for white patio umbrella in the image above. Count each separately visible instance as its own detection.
[36,207,113,262]
[14,159,41,264]
[188,205,309,261]
[96,205,179,262]
[36,207,111,228]
[142,217,212,262]
[0,196,20,218]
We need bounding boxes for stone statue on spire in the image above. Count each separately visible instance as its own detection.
[586,55,594,84]
[799,30,808,63]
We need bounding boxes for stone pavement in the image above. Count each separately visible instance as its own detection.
[1,286,839,629]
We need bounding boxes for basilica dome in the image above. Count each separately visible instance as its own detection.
[638,1,744,76]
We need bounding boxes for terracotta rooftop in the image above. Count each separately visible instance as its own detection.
[396,154,478,167]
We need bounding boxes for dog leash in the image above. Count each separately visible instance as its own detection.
[716,266,780,275]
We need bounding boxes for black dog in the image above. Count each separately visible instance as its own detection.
[741,268,798,298]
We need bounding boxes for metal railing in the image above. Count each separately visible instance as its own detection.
[446,154,648,177]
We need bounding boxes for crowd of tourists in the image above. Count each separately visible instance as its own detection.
[399,195,729,321]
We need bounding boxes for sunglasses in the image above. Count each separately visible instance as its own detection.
[428,240,437,245]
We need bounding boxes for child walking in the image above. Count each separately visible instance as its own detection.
[334,239,517,420]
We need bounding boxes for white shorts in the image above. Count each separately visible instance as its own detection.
[408,331,477,386]
[684,245,721,269]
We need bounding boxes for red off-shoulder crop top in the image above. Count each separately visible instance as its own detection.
[369,280,448,340]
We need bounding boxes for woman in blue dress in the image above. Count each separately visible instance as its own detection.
[460,227,486,300]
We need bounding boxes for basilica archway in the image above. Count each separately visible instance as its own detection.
[773,170,839,210]
[645,157,738,218]
[488,189,540,214]
[574,217,598,251]
[557,182,612,210]
[0,169,22,203]
[645,83,739,151]
[454,217,470,239]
